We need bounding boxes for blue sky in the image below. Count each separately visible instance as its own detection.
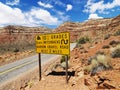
[0,0,120,28]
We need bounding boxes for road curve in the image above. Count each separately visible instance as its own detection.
[0,43,76,83]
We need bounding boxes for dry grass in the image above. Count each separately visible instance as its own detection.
[111,44,120,58]
[96,54,111,68]
[84,53,112,75]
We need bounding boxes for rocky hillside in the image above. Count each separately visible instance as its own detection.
[54,15,120,42]
[0,25,52,54]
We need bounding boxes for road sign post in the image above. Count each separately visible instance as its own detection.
[36,32,70,83]
[65,55,68,83]
[38,53,41,81]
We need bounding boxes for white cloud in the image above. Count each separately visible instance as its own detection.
[0,2,26,25]
[0,2,67,27]
[88,13,103,19]
[54,0,66,7]
[27,8,59,25]
[38,1,53,8]
[57,11,70,22]
[6,0,20,6]
[66,4,73,11]
[57,11,64,15]
[51,9,70,23]
[84,0,120,14]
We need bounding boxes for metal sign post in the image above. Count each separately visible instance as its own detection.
[36,32,70,83]
[65,55,68,83]
[38,53,41,81]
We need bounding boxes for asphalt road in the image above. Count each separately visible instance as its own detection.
[0,43,76,83]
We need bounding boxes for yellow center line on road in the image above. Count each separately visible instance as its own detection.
[0,59,37,76]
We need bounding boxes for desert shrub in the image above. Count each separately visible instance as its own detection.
[117,44,120,48]
[79,45,84,49]
[78,37,86,44]
[96,54,111,68]
[114,30,120,36]
[111,44,120,58]
[75,43,84,49]
[7,48,10,51]
[60,55,65,63]
[27,81,33,88]
[91,65,106,76]
[61,61,67,69]
[96,51,105,55]
[14,48,19,52]
[77,36,90,44]
[104,34,111,40]
[109,40,119,46]
[60,55,70,63]
[84,53,112,75]
[91,59,99,68]
[84,65,93,73]
[75,44,84,49]
[102,45,110,49]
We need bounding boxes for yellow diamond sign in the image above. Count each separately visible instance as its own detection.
[36,32,70,55]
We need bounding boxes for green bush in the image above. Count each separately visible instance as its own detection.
[104,34,111,40]
[84,53,112,75]
[109,40,119,46]
[114,30,120,36]
[27,81,33,88]
[77,36,90,44]
[111,44,120,58]
[75,43,81,48]
[60,55,70,63]
[102,45,110,49]
[91,59,99,68]
[60,55,66,63]
[96,54,111,68]
[75,43,84,49]
[14,48,19,52]
[84,65,93,73]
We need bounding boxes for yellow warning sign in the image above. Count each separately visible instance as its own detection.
[36,32,70,55]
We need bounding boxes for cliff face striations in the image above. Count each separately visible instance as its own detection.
[0,25,52,53]
[54,15,120,42]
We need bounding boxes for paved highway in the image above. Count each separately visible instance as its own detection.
[0,43,76,83]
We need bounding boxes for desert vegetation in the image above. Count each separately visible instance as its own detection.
[111,44,120,58]
[84,53,112,76]
[77,36,90,44]
[104,34,111,40]
[114,30,120,36]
